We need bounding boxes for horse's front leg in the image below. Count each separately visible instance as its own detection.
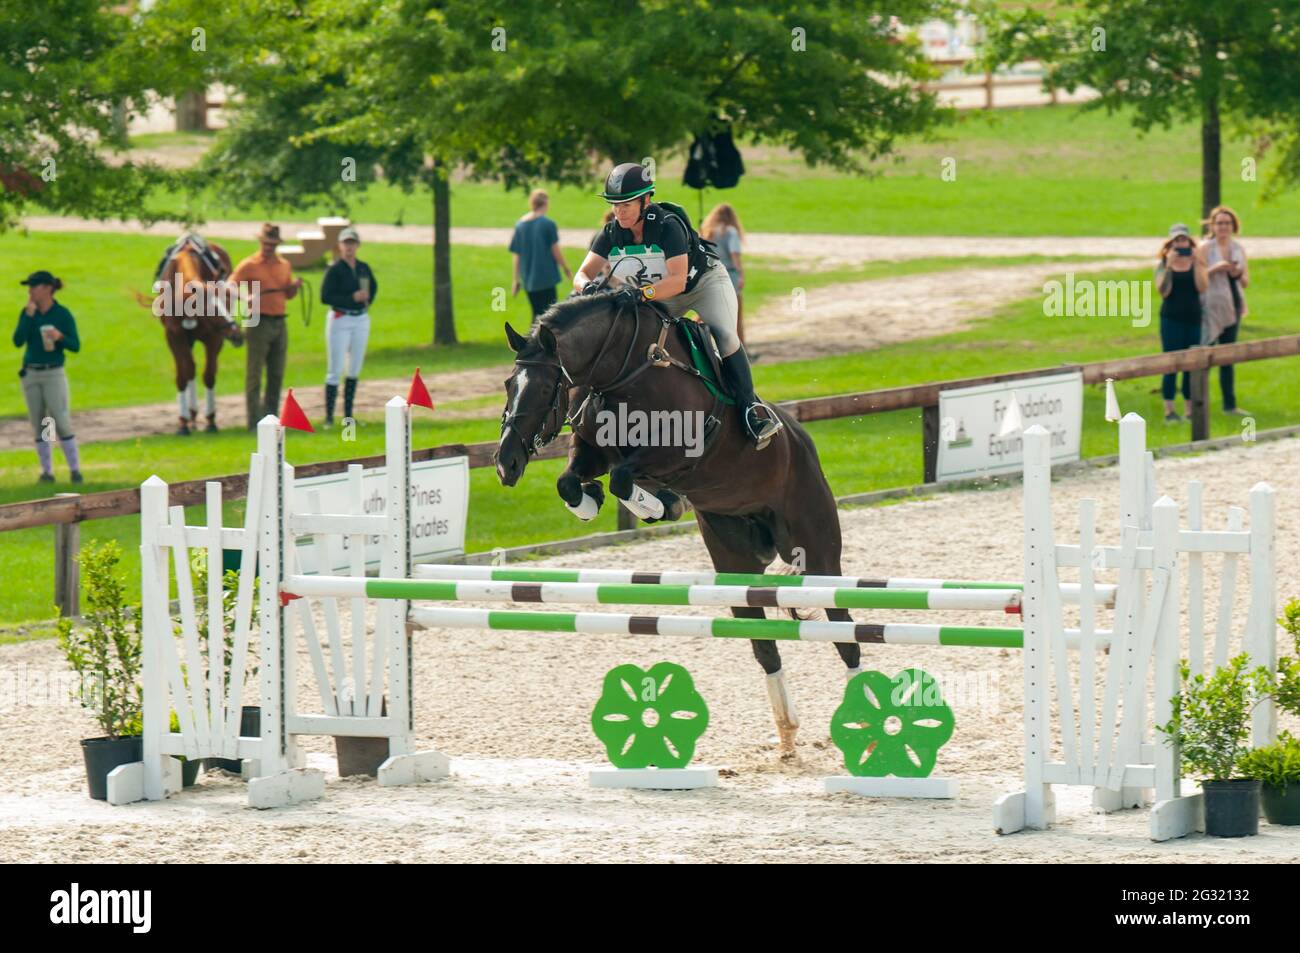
[608,453,686,523]
[557,437,612,521]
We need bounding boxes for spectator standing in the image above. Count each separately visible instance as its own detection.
[1154,224,1207,423]
[12,271,82,483]
[701,203,747,346]
[510,190,571,322]
[319,227,376,428]
[1198,205,1250,415]
[230,224,301,429]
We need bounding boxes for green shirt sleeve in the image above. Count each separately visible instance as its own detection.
[58,308,80,353]
[13,311,30,348]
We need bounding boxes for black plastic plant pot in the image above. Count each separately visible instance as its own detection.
[178,758,201,787]
[1261,783,1300,825]
[1203,779,1261,837]
[203,706,261,774]
[334,698,389,778]
[81,735,142,801]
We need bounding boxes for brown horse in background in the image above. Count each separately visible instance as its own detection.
[153,235,242,434]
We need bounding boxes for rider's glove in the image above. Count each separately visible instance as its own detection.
[581,280,601,296]
[612,286,642,310]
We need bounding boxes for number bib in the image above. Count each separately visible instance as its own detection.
[606,244,668,288]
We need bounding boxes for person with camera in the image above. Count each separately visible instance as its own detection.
[1155,224,1208,424]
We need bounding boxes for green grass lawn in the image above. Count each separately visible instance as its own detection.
[5,256,1297,626]
[128,105,1300,236]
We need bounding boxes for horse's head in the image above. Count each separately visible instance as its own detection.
[494,321,572,486]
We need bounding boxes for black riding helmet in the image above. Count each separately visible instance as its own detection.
[599,162,655,203]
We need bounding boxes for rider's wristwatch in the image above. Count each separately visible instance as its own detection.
[640,284,656,301]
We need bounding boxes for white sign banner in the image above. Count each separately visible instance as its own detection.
[290,456,469,574]
[936,371,1083,482]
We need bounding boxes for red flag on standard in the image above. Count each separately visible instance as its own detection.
[279,388,314,433]
[407,367,434,410]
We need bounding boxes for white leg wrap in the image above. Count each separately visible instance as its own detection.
[619,483,665,520]
[565,493,599,521]
[765,669,800,753]
[177,391,189,419]
[205,386,217,416]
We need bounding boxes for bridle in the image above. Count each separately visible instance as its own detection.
[500,358,575,458]
[499,270,707,459]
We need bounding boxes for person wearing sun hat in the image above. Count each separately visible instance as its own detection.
[319,226,377,427]
[13,270,83,483]
[230,223,302,429]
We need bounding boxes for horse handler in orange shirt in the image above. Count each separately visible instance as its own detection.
[230,224,302,429]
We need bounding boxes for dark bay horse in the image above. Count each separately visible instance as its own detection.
[153,235,242,434]
[494,294,862,755]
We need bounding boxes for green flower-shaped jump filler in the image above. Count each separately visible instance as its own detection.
[830,669,955,779]
[591,662,709,769]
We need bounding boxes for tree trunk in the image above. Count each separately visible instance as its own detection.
[432,164,457,345]
[1201,94,1221,224]
[175,89,208,132]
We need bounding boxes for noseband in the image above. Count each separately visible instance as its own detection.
[500,359,573,457]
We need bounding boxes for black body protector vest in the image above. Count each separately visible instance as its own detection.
[604,201,718,292]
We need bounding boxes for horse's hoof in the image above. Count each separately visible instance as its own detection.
[205,421,218,433]
[176,424,191,436]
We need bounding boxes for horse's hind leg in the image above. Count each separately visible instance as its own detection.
[167,326,197,434]
[777,506,862,676]
[696,510,800,759]
[201,336,223,431]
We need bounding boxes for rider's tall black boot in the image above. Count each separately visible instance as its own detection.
[343,377,358,422]
[324,383,338,428]
[720,349,782,450]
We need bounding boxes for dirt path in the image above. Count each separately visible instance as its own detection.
[2,437,1296,862]
[745,257,1148,362]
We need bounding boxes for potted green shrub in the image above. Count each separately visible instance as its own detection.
[1238,733,1300,825]
[1157,653,1275,837]
[57,541,143,801]
[1237,598,1300,825]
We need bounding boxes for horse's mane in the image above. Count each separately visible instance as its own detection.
[538,292,615,336]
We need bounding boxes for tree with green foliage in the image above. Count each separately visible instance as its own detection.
[143,0,949,346]
[974,0,1300,219]
[0,1,171,229]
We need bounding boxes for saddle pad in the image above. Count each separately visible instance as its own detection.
[675,319,735,406]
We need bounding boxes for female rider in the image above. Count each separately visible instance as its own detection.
[571,162,780,449]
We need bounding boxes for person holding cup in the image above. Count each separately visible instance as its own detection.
[319,226,377,427]
[12,271,82,483]
[1198,205,1250,415]
[1154,225,1208,424]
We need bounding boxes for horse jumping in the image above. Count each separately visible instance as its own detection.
[494,294,861,755]
[153,234,243,434]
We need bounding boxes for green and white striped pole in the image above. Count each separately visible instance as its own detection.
[411,563,1115,606]
[406,605,1110,650]
[283,575,1023,612]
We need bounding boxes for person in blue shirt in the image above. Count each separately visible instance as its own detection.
[12,271,82,483]
[510,190,572,322]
